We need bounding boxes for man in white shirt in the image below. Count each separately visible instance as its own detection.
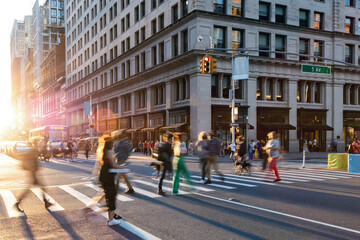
[263,131,281,182]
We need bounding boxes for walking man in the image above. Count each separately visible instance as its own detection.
[84,141,91,160]
[13,145,53,213]
[263,131,281,182]
[157,134,173,195]
[204,131,224,184]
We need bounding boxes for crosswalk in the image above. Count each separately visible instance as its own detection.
[0,169,358,219]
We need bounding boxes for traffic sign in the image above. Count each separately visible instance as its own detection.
[301,64,331,74]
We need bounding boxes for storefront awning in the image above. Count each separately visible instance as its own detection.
[125,128,143,133]
[141,127,158,132]
[238,123,255,129]
[260,123,296,130]
[160,123,186,130]
[299,124,334,131]
[110,129,128,137]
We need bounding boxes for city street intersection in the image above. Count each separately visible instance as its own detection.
[0,152,359,239]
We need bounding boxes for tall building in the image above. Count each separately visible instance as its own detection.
[64,0,360,152]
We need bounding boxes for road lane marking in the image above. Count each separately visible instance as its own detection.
[162,179,214,192]
[221,174,294,184]
[187,178,236,189]
[307,169,360,177]
[194,192,360,235]
[133,180,189,194]
[191,175,257,187]
[280,170,349,179]
[85,184,134,202]
[31,188,64,211]
[251,173,310,182]
[59,185,160,240]
[0,190,24,217]
[118,183,162,198]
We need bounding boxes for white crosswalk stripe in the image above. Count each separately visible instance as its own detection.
[222,174,294,184]
[307,169,360,177]
[273,170,338,180]
[250,173,311,182]
[118,183,161,198]
[188,178,237,189]
[31,188,64,211]
[0,190,24,217]
[85,184,134,202]
[192,175,258,187]
[162,179,214,192]
[133,179,190,194]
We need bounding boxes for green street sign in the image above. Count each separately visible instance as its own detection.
[301,64,331,74]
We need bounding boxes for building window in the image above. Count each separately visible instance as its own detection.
[172,34,179,57]
[181,29,188,53]
[232,0,243,17]
[214,0,226,14]
[314,12,323,29]
[140,1,146,18]
[159,14,164,30]
[151,19,157,35]
[172,4,178,23]
[152,0,157,10]
[299,9,309,27]
[346,0,355,7]
[259,32,270,57]
[232,29,244,49]
[181,0,188,17]
[358,46,360,66]
[234,79,243,99]
[152,46,157,66]
[346,17,354,34]
[275,35,286,59]
[141,51,146,70]
[266,79,273,100]
[134,6,139,23]
[141,26,145,42]
[159,42,165,63]
[313,40,324,61]
[214,26,226,48]
[276,80,284,101]
[222,75,231,99]
[259,2,270,21]
[275,4,286,24]
[211,75,219,98]
[257,78,263,100]
[314,82,321,103]
[345,44,354,63]
[299,38,309,61]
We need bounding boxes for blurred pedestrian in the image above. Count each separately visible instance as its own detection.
[157,134,173,195]
[96,134,126,225]
[84,141,91,160]
[172,133,195,195]
[220,140,225,157]
[260,140,268,170]
[348,137,360,154]
[263,131,281,182]
[196,131,209,183]
[143,141,148,156]
[228,141,237,162]
[248,140,255,160]
[112,130,134,194]
[138,141,143,153]
[237,136,246,160]
[188,141,194,156]
[13,145,53,213]
[150,141,155,156]
[205,131,224,184]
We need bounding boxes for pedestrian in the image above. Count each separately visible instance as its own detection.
[313,139,318,152]
[156,134,173,195]
[219,140,225,157]
[333,139,337,152]
[13,145,53,213]
[72,140,78,158]
[237,136,247,160]
[196,131,209,183]
[348,137,360,154]
[143,141,148,156]
[112,130,134,194]
[260,140,268,170]
[66,140,73,161]
[188,141,194,156]
[204,130,224,184]
[60,141,65,159]
[84,141,91,160]
[138,141,143,153]
[96,134,126,225]
[172,133,195,195]
[150,141,155,157]
[308,139,313,152]
[256,140,263,160]
[228,140,237,162]
[263,131,281,182]
[248,140,255,160]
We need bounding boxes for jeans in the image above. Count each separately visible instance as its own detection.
[268,157,280,179]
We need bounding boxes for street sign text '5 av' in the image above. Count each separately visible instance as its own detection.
[301,64,331,74]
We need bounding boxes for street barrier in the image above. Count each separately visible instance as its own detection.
[348,154,360,173]
[328,153,348,170]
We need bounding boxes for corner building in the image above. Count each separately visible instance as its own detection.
[65,0,360,152]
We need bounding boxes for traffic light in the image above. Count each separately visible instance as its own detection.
[203,56,210,73]
[200,57,204,73]
[210,56,217,73]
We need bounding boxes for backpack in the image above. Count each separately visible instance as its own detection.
[348,144,354,154]
[113,138,132,164]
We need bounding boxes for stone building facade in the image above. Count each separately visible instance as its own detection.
[65,0,360,152]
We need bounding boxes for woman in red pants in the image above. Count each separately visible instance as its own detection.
[264,131,281,182]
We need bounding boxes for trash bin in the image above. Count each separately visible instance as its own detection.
[328,153,348,170]
[348,154,360,173]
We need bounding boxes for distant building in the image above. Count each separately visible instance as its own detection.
[63,0,359,152]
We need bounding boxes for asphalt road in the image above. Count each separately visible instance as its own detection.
[0,152,359,240]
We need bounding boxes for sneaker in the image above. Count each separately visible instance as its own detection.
[200,179,205,184]
[107,218,122,226]
[113,214,122,220]
[124,189,135,194]
[44,199,54,209]
[172,192,179,196]
[157,189,166,195]
[272,178,281,182]
[204,180,212,184]
[13,201,24,213]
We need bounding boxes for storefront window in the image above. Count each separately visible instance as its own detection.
[222,75,231,98]
[211,75,219,98]
[256,78,262,100]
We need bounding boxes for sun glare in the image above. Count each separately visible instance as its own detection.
[0,102,14,135]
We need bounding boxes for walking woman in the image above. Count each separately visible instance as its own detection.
[196,131,208,183]
[97,135,125,225]
[172,133,195,195]
[263,131,281,182]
